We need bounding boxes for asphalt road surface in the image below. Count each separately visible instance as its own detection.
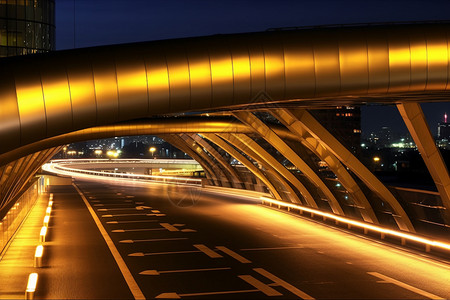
[38,176,450,299]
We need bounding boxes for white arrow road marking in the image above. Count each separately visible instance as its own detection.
[97,206,151,212]
[112,228,165,233]
[193,244,222,258]
[368,272,444,299]
[239,275,282,296]
[129,250,201,257]
[156,289,262,298]
[140,267,231,276]
[101,213,165,218]
[254,268,315,299]
[155,293,180,299]
[216,246,251,263]
[120,237,188,244]
[106,220,159,224]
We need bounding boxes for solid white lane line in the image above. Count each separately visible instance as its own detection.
[239,275,282,296]
[241,246,305,251]
[216,246,251,263]
[120,237,188,244]
[140,267,231,275]
[254,268,315,299]
[193,244,223,258]
[158,289,261,298]
[73,183,145,300]
[129,250,201,257]
[112,228,165,233]
[97,206,151,212]
[160,223,179,232]
[367,272,444,299]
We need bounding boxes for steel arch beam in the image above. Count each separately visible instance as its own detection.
[397,102,450,223]
[178,134,230,187]
[217,133,303,204]
[269,108,379,224]
[190,134,244,189]
[287,108,415,232]
[228,133,314,206]
[160,134,217,186]
[232,111,345,215]
[201,133,282,200]
[2,24,450,156]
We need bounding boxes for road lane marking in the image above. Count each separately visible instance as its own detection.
[129,250,201,257]
[112,228,165,233]
[140,267,231,275]
[157,289,261,298]
[73,183,145,300]
[160,223,179,231]
[367,272,444,299]
[239,275,282,296]
[241,246,305,251]
[194,244,223,258]
[181,229,197,232]
[120,237,188,243]
[151,210,161,213]
[254,268,315,299]
[97,206,152,212]
[101,213,166,217]
[106,220,158,224]
[216,246,251,263]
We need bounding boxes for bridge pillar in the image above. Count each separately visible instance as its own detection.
[397,102,450,224]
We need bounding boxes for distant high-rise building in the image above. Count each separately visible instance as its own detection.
[0,0,55,57]
[438,113,450,139]
[311,106,361,154]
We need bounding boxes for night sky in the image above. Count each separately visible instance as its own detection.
[55,0,450,137]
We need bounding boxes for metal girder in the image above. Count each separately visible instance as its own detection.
[190,134,244,189]
[287,108,415,232]
[269,108,379,224]
[160,134,217,186]
[228,133,315,206]
[178,134,231,187]
[218,133,303,204]
[397,102,450,223]
[233,111,345,216]
[201,133,282,200]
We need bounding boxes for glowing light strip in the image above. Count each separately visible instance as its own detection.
[35,245,43,258]
[26,273,38,292]
[260,197,450,251]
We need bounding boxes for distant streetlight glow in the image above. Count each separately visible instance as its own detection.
[149,147,156,158]
[373,156,380,162]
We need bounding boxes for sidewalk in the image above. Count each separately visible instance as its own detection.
[0,193,49,299]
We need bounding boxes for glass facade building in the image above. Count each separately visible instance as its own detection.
[0,0,55,57]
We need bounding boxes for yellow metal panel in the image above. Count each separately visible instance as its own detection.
[0,64,20,154]
[409,30,427,91]
[91,51,119,124]
[338,29,368,94]
[66,59,97,129]
[145,49,170,115]
[312,31,340,96]
[248,37,266,99]
[187,43,212,110]
[40,57,73,137]
[14,63,46,145]
[366,29,389,93]
[426,31,448,90]
[166,47,191,112]
[209,43,234,108]
[283,31,315,99]
[229,41,251,105]
[263,34,285,99]
[388,28,411,93]
[115,47,149,121]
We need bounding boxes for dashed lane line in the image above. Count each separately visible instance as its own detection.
[106,220,159,224]
[193,244,223,258]
[240,246,305,251]
[254,268,315,299]
[216,246,251,263]
[112,228,165,233]
[120,238,188,244]
[367,272,444,299]
[101,213,165,218]
[73,183,145,300]
[129,250,201,257]
[239,275,282,296]
[160,223,179,232]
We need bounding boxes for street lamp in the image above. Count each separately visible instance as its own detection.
[149,147,156,158]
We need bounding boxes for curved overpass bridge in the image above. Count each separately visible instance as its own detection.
[1,22,450,235]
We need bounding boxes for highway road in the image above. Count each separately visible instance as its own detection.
[36,174,450,299]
